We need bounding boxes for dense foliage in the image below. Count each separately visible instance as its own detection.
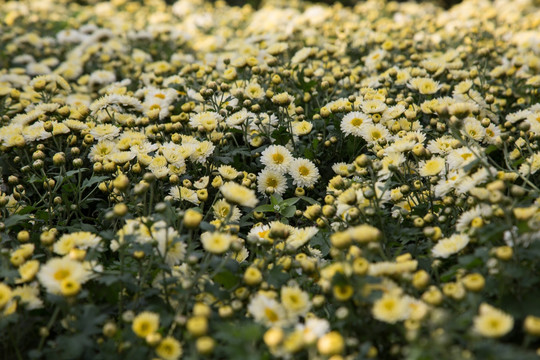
[1,0,540,359]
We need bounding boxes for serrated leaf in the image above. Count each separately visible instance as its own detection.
[4,214,31,228]
[281,197,300,206]
[81,175,109,190]
[281,205,296,218]
[253,204,275,213]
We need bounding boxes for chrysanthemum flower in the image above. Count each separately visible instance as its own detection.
[289,158,319,188]
[257,168,288,196]
[260,145,293,173]
[473,303,514,338]
[220,182,258,208]
[200,231,233,254]
[340,111,372,137]
[37,257,90,294]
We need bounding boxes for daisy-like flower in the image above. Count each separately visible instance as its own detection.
[257,168,288,196]
[248,292,289,327]
[292,120,313,136]
[362,99,387,114]
[220,182,258,208]
[372,294,411,324]
[155,336,182,360]
[432,233,470,258]
[189,111,223,131]
[360,123,390,144]
[37,257,91,294]
[281,285,311,317]
[226,109,253,129]
[90,124,121,141]
[247,224,271,244]
[132,311,160,338]
[218,165,240,181]
[462,117,485,141]
[200,231,233,254]
[340,111,372,137]
[418,156,446,177]
[213,200,242,222]
[447,146,477,170]
[260,145,293,173]
[289,158,319,188]
[190,140,215,164]
[408,77,442,95]
[244,81,265,99]
[12,284,43,310]
[169,186,200,205]
[287,226,319,250]
[473,303,514,338]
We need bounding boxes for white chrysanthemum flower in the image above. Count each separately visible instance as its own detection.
[189,111,223,131]
[462,117,485,141]
[220,182,258,208]
[362,99,387,114]
[248,293,289,327]
[473,303,514,338]
[213,200,242,223]
[247,224,271,244]
[360,123,390,144]
[447,147,477,170]
[289,158,320,188]
[260,145,293,173]
[281,285,311,317]
[483,123,501,144]
[340,111,372,137]
[169,186,200,205]
[408,77,441,95]
[287,226,319,250]
[372,294,411,324]
[427,135,458,155]
[90,124,121,140]
[432,233,470,258]
[37,257,91,294]
[456,167,491,194]
[434,169,465,197]
[190,140,215,164]
[456,204,492,232]
[257,168,288,196]
[419,156,446,177]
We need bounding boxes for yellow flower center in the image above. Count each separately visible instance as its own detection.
[265,307,279,323]
[351,117,363,127]
[272,153,284,164]
[54,269,70,281]
[267,178,278,187]
[299,166,310,176]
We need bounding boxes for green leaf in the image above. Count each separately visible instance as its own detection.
[213,270,238,290]
[253,204,275,213]
[281,197,300,206]
[4,214,31,228]
[266,266,289,287]
[81,175,109,190]
[281,205,296,218]
[299,196,320,205]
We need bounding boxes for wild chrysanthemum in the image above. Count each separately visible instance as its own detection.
[340,111,372,137]
[37,257,90,294]
[260,145,293,173]
[473,303,514,338]
[289,158,319,188]
[257,168,288,196]
[220,182,258,208]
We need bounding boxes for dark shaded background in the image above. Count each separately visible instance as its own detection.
[214,0,462,9]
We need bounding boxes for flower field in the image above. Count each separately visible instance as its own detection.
[2,0,540,358]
